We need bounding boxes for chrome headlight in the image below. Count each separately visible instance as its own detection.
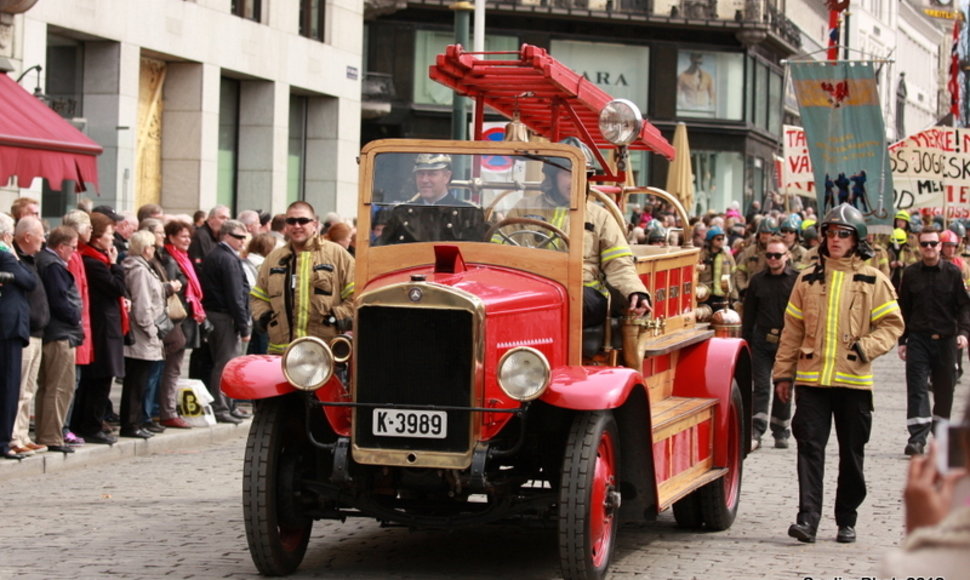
[497,347,551,401]
[282,337,334,391]
[599,98,643,145]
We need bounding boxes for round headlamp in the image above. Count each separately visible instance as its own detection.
[497,347,551,401]
[598,99,643,146]
[282,337,334,391]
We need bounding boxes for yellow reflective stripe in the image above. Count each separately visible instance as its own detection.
[786,302,803,320]
[834,372,874,386]
[821,270,845,385]
[870,300,899,322]
[584,279,609,297]
[552,207,568,230]
[601,245,633,264]
[268,342,289,355]
[795,371,820,382]
[341,281,355,301]
[250,285,270,302]
[295,252,311,339]
[712,253,724,296]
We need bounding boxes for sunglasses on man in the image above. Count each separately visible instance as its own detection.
[919,240,939,248]
[765,252,785,260]
[286,217,314,226]
[825,229,854,239]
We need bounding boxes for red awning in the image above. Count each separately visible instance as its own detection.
[0,72,102,191]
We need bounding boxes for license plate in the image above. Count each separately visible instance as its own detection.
[372,408,447,439]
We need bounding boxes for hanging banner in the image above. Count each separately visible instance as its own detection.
[782,125,815,198]
[889,126,970,219]
[789,60,893,232]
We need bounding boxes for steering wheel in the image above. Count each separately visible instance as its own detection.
[484,217,570,249]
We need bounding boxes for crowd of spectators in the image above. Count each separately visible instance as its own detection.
[0,197,357,459]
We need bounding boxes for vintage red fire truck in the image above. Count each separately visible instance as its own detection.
[222,43,751,579]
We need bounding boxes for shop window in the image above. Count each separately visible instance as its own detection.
[551,39,650,113]
[691,150,743,214]
[217,78,240,210]
[300,0,326,41]
[675,50,743,120]
[289,95,308,204]
[231,0,261,21]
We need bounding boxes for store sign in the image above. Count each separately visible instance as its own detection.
[550,40,649,111]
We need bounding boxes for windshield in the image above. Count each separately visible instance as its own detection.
[370,151,575,252]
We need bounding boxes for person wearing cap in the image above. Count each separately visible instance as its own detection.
[774,203,904,545]
[897,227,970,457]
[378,153,484,245]
[250,201,355,356]
[698,226,736,311]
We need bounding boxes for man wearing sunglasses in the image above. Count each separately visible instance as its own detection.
[250,201,355,356]
[742,237,797,451]
[774,203,904,545]
[200,220,253,424]
[897,228,970,457]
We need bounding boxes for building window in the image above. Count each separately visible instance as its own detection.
[675,50,744,120]
[232,0,261,21]
[413,30,518,106]
[218,78,240,211]
[300,0,326,41]
[288,95,308,203]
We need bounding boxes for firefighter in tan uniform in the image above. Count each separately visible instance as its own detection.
[774,203,904,545]
[734,217,778,299]
[697,226,736,311]
[250,201,355,355]
[780,216,808,271]
[494,138,650,325]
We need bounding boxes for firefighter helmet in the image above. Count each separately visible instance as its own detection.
[646,220,667,244]
[940,230,960,245]
[757,217,779,235]
[895,210,911,223]
[821,203,867,239]
[949,221,966,239]
[706,226,725,242]
[891,228,908,245]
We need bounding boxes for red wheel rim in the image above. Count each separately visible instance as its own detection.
[723,399,741,508]
[589,430,617,568]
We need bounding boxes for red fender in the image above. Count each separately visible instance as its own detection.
[220,354,294,400]
[540,365,644,410]
[672,337,752,466]
[220,354,351,436]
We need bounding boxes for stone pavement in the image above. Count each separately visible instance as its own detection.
[0,347,966,579]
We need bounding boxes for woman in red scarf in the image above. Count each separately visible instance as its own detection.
[71,212,128,445]
[155,220,206,428]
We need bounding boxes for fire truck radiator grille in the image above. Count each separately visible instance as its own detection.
[354,305,473,453]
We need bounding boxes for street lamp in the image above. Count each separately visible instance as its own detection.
[14,63,48,104]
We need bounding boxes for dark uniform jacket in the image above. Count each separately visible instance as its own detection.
[0,250,36,346]
[188,222,218,275]
[898,259,970,344]
[742,264,798,345]
[14,242,49,339]
[82,248,128,378]
[379,192,485,245]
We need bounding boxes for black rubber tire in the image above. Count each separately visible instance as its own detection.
[558,411,621,580]
[672,491,704,529]
[698,381,744,530]
[243,397,314,576]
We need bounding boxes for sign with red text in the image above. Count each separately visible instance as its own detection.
[782,125,815,198]
[889,126,970,219]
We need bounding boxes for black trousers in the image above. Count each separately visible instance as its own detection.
[121,358,153,431]
[0,338,23,454]
[905,332,957,445]
[792,385,873,530]
[750,335,791,440]
[71,371,113,437]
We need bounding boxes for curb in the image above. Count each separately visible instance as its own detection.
[0,420,251,482]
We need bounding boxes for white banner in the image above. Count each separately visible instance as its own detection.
[890,126,970,219]
[782,125,815,198]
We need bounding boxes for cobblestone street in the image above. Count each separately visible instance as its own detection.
[0,347,964,579]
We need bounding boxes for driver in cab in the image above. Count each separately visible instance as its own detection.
[496,138,652,327]
[379,154,484,244]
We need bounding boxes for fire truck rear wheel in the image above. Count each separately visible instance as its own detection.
[698,381,744,530]
[243,396,314,576]
[558,411,621,580]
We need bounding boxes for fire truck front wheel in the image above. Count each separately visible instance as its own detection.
[558,411,621,580]
[243,396,315,576]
